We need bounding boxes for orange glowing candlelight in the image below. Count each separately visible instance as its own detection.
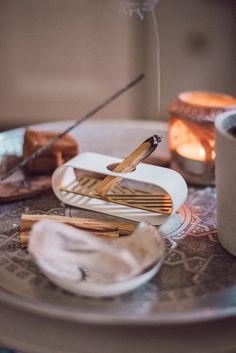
[168,91,236,185]
[176,143,206,162]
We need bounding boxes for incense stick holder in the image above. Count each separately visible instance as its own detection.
[52,152,188,225]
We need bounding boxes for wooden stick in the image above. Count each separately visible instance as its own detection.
[19,231,31,246]
[19,228,119,247]
[96,134,162,196]
[20,214,135,244]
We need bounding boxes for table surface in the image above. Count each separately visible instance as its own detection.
[1,120,236,353]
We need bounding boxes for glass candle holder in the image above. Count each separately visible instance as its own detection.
[168,91,236,185]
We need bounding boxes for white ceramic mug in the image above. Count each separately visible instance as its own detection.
[215,110,236,255]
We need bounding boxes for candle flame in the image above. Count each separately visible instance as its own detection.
[199,147,206,160]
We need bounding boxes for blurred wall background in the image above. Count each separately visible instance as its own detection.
[0,0,236,130]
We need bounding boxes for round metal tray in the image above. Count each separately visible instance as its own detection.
[0,120,236,353]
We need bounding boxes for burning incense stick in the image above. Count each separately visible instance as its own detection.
[96,134,162,196]
[0,74,144,182]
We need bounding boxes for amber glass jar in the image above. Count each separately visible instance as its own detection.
[168,91,236,185]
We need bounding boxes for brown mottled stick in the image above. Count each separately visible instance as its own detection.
[20,214,136,245]
[96,134,162,196]
[0,73,145,182]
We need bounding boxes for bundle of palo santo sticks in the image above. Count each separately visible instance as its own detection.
[20,214,136,246]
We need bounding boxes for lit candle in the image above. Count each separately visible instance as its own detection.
[176,143,206,162]
[168,91,236,185]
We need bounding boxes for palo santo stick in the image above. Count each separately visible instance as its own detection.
[21,214,135,237]
[19,228,119,247]
[20,231,30,246]
[96,135,162,196]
